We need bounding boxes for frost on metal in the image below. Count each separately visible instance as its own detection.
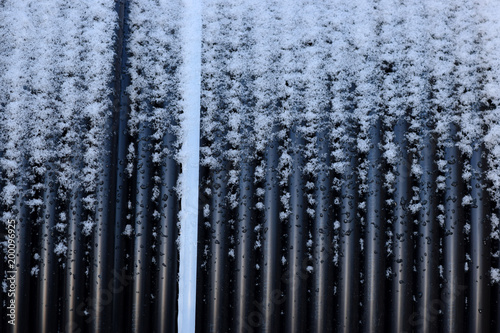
[1,0,500,332]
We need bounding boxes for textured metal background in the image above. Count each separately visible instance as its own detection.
[1,0,500,333]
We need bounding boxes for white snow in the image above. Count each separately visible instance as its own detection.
[123,224,134,236]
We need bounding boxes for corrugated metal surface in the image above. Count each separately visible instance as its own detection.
[1,0,500,333]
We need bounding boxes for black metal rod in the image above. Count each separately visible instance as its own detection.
[260,133,281,333]
[205,161,229,333]
[310,131,334,333]
[154,131,178,333]
[233,156,256,332]
[284,128,307,333]
[131,121,153,333]
[415,126,439,333]
[337,141,359,333]
[362,118,385,333]
[111,1,131,331]
[89,129,116,333]
[390,118,413,333]
[441,124,465,333]
[467,143,491,332]
[63,184,85,333]
[36,167,58,333]
[12,183,30,333]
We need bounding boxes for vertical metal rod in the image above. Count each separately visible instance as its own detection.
[285,128,307,333]
[154,131,178,333]
[90,159,115,332]
[89,117,117,333]
[131,122,153,332]
[89,29,123,330]
[468,144,491,332]
[337,142,359,333]
[442,124,465,333]
[63,185,84,333]
[310,131,334,333]
[206,161,229,333]
[363,119,386,333]
[495,249,500,333]
[111,1,131,331]
[415,127,439,333]
[390,118,413,333]
[36,167,58,333]
[13,183,30,333]
[233,157,256,332]
[260,133,281,333]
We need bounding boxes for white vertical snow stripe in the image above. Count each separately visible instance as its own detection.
[178,0,202,332]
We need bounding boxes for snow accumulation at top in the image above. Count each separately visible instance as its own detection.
[0,0,116,232]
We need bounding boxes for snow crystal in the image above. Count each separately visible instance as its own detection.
[54,242,67,256]
[462,195,473,206]
[31,265,40,277]
[55,223,67,232]
[123,224,133,236]
[491,268,500,283]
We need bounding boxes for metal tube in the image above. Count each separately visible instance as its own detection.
[284,128,307,333]
[205,161,230,333]
[13,183,30,333]
[63,185,85,333]
[131,121,153,332]
[337,139,360,333]
[36,167,58,333]
[260,133,281,333]
[310,131,334,333]
[415,126,439,333]
[362,118,386,333]
[390,118,413,333]
[441,124,465,333]
[467,143,491,332]
[111,1,131,331]
[154,130,178,333]
[233,156,256,332]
